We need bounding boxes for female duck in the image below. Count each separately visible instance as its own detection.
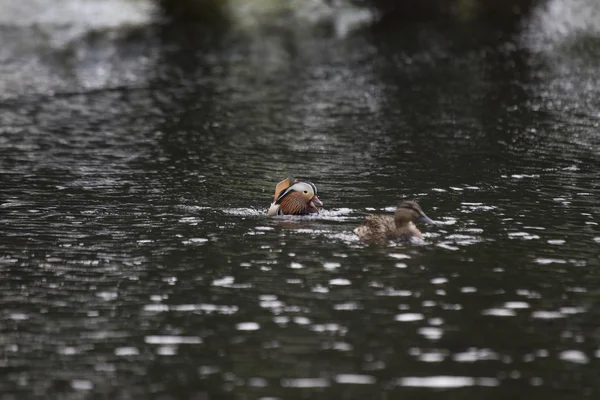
[354,201,435,243]
[267,177,323,216]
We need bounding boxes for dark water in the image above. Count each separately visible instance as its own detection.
[1,1,600,399]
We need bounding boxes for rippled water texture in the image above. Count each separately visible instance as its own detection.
[1,0,600,399]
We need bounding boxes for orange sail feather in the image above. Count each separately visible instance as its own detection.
[273,177,294,201]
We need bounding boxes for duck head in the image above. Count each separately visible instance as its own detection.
[394,201,435,227]
[268,178,323,216]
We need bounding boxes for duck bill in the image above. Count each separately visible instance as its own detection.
[419,213,435,224]
[309,195,323,212]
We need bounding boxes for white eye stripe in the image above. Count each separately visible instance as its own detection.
[276,182,311,203]
[277,181,318,202]
[294,181,317,194]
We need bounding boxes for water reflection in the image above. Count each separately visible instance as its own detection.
[1,0,600,399]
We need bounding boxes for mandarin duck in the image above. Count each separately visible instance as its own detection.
[354,201,435,243]
[267,177,323,216]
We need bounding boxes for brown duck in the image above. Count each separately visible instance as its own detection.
[267,177,323,216]
[354,201,435,243]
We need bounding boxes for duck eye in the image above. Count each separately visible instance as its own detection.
[303,190,308,194]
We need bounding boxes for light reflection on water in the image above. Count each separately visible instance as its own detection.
[1,0,600,399]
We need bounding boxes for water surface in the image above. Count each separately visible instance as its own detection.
[1,0,600,399]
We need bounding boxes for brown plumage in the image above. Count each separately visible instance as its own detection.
[354,201,435,243]
[267,178,323,216]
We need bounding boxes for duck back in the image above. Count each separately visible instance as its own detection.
[354,215,423,243]
[354,215,396,242]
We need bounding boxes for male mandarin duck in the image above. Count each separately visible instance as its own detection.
[267,177,323,216]
[354,201,435,243]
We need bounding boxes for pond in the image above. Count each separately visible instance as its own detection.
[1,0,599,399]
